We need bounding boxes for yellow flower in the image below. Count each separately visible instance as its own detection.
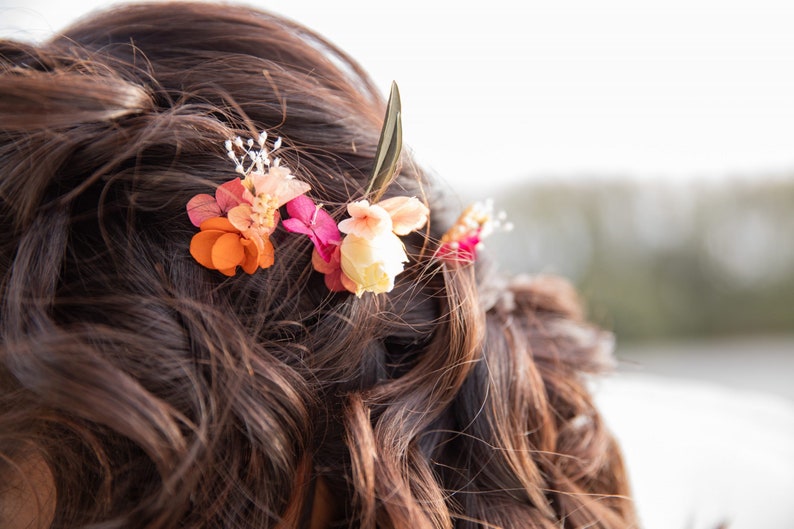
[339,232,408,296]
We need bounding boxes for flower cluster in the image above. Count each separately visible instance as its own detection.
[313,197,429,297]
[186,133,429,297]
[187,133,311,275]
[437,199,512,264]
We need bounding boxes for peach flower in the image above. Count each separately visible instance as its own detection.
[337,200,393,239]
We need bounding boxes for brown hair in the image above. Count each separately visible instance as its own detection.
[0,3,636,527]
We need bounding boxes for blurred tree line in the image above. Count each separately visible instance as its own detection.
[483,178,794,343]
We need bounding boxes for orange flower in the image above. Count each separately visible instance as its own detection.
[190,217,274,276]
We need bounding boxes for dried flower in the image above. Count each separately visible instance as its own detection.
[186,132,311,275]
[282,195,341,262]
[340,232,408,296]
[189,217,274,276]
[438,200,511,264]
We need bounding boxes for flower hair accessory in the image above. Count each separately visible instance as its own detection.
[437,199,512,264]
[186,82,506,291]
[186,82,430,295]
[187,133,311,275]
[307,83,429,296]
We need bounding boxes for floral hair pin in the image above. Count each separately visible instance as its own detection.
[437,199,512,265]
[187,132,311,275]
[186,82,430,296]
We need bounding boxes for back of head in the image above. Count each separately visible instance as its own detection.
[0,3,635,528]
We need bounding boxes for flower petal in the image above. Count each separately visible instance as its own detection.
[339,233,407,296]
[339,271,358,294]
[251,167,311,207]
[312,210,342,246]
[190,230,225,269]
[259,238,275,269]
[215,178,247,212]
[187,194,222,227]
[240,238,261,274]
[378,196,429,235]
[312,246,339,274]
[285,195,317,223]
[323,269,347,292]
[281,217,313,237]
[211,232,245,271]
[338,200,392,238]
[227,204,254,233]
[275,178,311,206]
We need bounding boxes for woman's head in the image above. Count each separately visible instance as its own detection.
[0,3,635,528]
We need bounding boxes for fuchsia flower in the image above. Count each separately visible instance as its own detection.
[282,195,341,262]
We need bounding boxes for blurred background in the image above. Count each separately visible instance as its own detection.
[2,1,793,527]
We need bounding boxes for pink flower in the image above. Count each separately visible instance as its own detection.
[337,200,393,239]
[282,195,341,262]
[377,196,429,235]
[437,232,481,263]
[186,178,246,227]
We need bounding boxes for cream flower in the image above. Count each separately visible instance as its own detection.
[340,232,408,296]
[337,200,393,239]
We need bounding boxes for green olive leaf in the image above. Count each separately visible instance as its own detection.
[366,81,402,202]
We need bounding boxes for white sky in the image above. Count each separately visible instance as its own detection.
[3,0,794,190]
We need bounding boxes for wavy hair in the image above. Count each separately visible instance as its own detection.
[0,3,636,528]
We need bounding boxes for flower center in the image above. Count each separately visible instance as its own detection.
[251,194,280,232]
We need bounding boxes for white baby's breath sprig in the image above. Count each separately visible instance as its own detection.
[225,131,282,177]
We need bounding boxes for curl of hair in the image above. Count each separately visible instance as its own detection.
[0,3,636,528]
